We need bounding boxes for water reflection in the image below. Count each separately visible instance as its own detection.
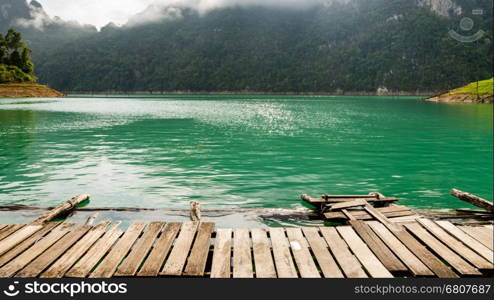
[0,96,492,210]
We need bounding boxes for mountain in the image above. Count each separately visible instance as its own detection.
[0,0,31,32]
[1,0,492,93]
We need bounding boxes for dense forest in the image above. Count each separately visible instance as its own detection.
[0,29,35,83]
[1,0,492,93]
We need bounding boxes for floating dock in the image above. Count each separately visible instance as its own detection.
[0,219,492,278]
[0,192,492,278]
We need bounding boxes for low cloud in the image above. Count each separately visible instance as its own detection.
[34,0,345,29]
[127,0,344,26]
[15,3,53,30]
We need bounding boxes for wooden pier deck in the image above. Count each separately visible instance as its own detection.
[0,219,492,278]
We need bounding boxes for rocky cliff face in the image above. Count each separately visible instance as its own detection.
[417,0,462,17]
[0,0,31,31]
[0,0,96,32]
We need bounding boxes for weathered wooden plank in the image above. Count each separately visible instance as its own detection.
[330,199,367,211]
[0,223,61,268]
[16,225,92,278]
[160,222,198,276]
[459,226,493,250]
[114,222,164,277]
[210,229,232,278]
[337,226,393,278]
[89,222,146,278]
[0,225,42,257]
[0,226,70,277]
[364,204,393,225]
[65,224,123,278]
[341,209,357,220]
[301,227,343,278]
[325,208,414,220]
[41,222,111,278]
[0,224,26,241]
[319,227,367,278]
[366,221,433,276]
[405,223,481,276]
[250,228,276,278]
[233,228,253,278]
[183,222,215,277]
[382,223,458,278]
[0,225,7,231]
[269,228,298,278]
[285,228,320,278]
[137,222,181,277]
[417,219,492,270]
[301,194,397,204]
[349,220,407,272]
[436,221,493,264]
[389,215,421,223]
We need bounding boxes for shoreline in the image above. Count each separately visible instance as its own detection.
[64,90,434,97]
[0,205,491,228]
[426,78,494,103]
[427,93,493,104]
[0,83,65,98]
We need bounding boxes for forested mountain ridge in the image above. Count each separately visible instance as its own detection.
[1,0,492,93]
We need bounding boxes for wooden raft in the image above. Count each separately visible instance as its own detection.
[301,193,418,222]
[0,220,492,278]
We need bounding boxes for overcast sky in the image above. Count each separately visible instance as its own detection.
[36,0,327,28]
[37,0,156,28]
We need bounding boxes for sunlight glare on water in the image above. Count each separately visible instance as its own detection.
[0,95,492,210]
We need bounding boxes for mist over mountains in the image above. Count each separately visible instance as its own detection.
[1,0,492,93]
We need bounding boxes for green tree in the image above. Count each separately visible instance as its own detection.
[20,48,34,74]
[0,28,36,83]
[0,34,7,64]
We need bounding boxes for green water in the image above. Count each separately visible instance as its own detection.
[0,95,492,210]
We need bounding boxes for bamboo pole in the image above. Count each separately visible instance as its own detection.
[451,189,493,212]
[31,194,90,224]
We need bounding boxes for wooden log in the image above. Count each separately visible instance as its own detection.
[32,195,90,224]
[368,192,386,200]
[451,189,493,212]
[455,209,492,214]
[85,213,99,226]
[190,201,201,221]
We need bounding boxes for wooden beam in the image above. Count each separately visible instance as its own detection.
[341,209,357,220]
[324,206,414,220]
[451,189,493,212]
[364,204,392,226]
[330,199,367,211]
[32,195,90,225]
[301,194,397,204]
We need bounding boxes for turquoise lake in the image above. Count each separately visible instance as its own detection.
[0,95,492,210]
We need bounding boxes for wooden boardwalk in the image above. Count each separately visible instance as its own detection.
[0,220,492,278]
